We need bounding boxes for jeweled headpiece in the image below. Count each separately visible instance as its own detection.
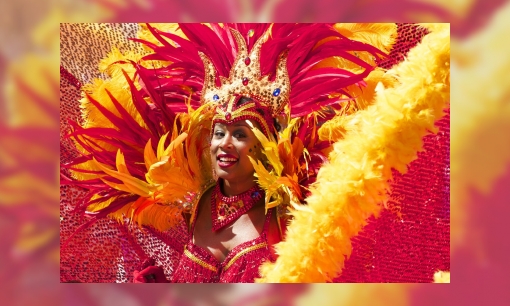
[211,95,275,136]
[200,28,289,115]
[200,28,289,135]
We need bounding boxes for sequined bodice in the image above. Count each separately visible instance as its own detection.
[171,207,275,283]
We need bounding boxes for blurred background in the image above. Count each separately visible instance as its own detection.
[1,0,509,305]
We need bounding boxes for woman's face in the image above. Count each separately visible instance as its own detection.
[210,120,262,183]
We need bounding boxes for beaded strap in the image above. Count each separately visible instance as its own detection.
[183,245,218,273]
[224,242,268,271]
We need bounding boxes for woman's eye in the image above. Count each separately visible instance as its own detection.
[234,132,245,138]
[214,131,225,138]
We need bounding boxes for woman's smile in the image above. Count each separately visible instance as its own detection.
[217,153,239,168]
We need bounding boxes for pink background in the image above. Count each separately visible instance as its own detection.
[1,0,509,305]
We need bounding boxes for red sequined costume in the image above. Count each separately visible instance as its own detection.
[172,206,275,283]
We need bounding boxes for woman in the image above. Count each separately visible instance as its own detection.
[170,96,282,283]
[61,23,450,283]
[132,104,281,282]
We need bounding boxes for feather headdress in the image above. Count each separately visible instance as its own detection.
[62,23,395,242]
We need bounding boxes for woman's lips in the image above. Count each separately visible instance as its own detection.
[217,154,238,168]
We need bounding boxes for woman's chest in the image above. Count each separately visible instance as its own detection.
[192,207,266,262]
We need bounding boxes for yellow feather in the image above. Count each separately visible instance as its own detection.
[314,24,397,75]
[156,133,169,158]
[163,132,188,157]
[143,139,157,171]
[81,54,148,132]
[258,24,450,283]
[93,158,152,197]
[281,117,300,140]
[70,159,104,181]
[99,178,140,195]
[115,149,131,175]
[250,125,283,176]
[135,202,183,231]
[86,194,116,212]
[137,23,187,50]
[333,23,397,54]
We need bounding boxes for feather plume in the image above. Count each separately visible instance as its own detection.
[65,23,396,251]
[257,24,450,283]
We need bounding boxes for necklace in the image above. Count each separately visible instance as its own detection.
[211,180,264,231]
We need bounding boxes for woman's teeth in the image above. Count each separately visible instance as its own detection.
[219,157,237,162]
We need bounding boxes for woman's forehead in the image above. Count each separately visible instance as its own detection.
[214,120,260,129]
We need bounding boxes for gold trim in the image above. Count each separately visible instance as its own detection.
[184,245,218,273]
[224,242,268,271]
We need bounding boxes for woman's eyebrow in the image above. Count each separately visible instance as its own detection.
[232,126,250,132]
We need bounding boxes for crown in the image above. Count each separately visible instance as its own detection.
[199,27,290,117]
[212,95,274,136]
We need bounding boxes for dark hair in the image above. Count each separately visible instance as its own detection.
[274,119,281,132]
[235,96,281,136]
[236,96,253,106]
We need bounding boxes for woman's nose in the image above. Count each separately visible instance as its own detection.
[220,134,234,149]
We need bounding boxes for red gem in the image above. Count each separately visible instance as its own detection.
[242,77,249,86]
[244,57,251,65]
[225,112,231,120]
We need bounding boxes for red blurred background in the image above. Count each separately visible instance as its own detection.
[2,0,509,305]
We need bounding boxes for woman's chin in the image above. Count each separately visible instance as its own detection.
[216,169,257,185]
[216,169,235,181]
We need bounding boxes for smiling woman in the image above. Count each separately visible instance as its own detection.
[170,95,282,283]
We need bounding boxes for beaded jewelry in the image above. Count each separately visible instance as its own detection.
[211,180,264,231]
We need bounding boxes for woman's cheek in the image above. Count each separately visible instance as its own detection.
[209,144,217,163]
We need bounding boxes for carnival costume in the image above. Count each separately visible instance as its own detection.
[60,23,450,283]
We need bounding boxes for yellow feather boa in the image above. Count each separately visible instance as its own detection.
[257,24,450,282]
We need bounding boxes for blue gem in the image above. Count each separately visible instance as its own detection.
[272,88,281,96]
[251,191,260,198]
[213,94,219,101]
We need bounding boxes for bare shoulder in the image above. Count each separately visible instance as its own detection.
[194,187,213,228]
[186,186,213,234]
[197,187,213,213]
